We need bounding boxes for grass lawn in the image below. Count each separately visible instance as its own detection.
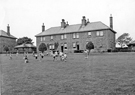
[1,52,135,95]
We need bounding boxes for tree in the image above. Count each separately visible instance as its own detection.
[3,46,9,54]
[116,33,132,48]
[16,37,33,45]
[54,42,59,50]
[86,41,94,55]
[38,43,47,53]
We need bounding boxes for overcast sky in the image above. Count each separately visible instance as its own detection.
[0,0,135,45]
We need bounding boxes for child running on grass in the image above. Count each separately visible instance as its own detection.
[9,53,12,60]
[34,53,38,59]
[23,55,29,63]
[84,49,88,59]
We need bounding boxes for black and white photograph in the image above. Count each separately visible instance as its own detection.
[0,0,135,94]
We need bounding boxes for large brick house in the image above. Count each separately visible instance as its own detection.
[0,25,17,53]
[35,15,116,53]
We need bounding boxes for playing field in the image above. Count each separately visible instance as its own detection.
[1,52,135,95]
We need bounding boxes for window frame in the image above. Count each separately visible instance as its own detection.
[96,31,104,37]
[73,33,79,39]
[41,37,43,41]
[64,43,67,50]
[61,35,64,39]
[88,32,91,36]
[73,33,76,38]
[76,33,79,38]
[100,31,104,36]
[73,42,76,48]
[64,34,67,39]
[43,37,46,41]
[50,35,53,40]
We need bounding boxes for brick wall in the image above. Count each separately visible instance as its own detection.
[0,37,16,53]
[36,29,115,53]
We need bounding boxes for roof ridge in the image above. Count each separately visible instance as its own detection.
[35,21,116,37]
[50,21,102,28]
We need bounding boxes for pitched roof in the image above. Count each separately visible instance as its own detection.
[35,21,116,37]
[14,43,36,48]
[0,30,17,39]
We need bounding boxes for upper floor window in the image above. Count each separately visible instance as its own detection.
[43,37,46,41]
[61,35,64,39]
[88,32,91,36]
[96,31,104,36]
[76,33,79,38]
[61,34,67,39]
[41,37,43,41]
[73,33,76,38]
[50,35,53,40]
[73,33,79,38]
[64,34,67,39]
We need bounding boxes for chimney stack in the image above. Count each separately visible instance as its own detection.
[61,19,66,29]
[82,16,87,26]
[7,24,10,36]
[42,23,45,32]
[110,14,113,29]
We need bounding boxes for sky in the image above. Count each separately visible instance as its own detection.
[0,0,135,45]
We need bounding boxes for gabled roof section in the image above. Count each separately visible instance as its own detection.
[35,21,116,37]
[0,30,17,39]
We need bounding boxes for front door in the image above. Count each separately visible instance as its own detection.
[77,44,79,50]
[61,46,64,52]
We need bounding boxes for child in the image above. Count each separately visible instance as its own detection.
[84,49,88,59]
[9,53,12,60]
[61,53,67,62]
[23,55,29,63]
[59,51,63,61]
[40,52,44,59]
[34,54,38,59]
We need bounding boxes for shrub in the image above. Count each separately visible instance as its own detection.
[86,41,94,54]
[38,43,47,53]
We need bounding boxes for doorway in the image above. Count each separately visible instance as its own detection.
[61,46,64,52]
[76,44,79,50]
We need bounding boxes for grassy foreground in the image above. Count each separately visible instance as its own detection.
[1,52,135,95]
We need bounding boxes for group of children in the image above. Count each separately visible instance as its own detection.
[52,51,67,61]
[9,49,89,63]
[23,51,67,63]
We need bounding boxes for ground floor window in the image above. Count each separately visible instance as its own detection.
[73,42,76,48]
[64,43,67,50]
[49,44,54,50]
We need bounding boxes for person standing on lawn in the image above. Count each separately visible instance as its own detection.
[84,49,88,59]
